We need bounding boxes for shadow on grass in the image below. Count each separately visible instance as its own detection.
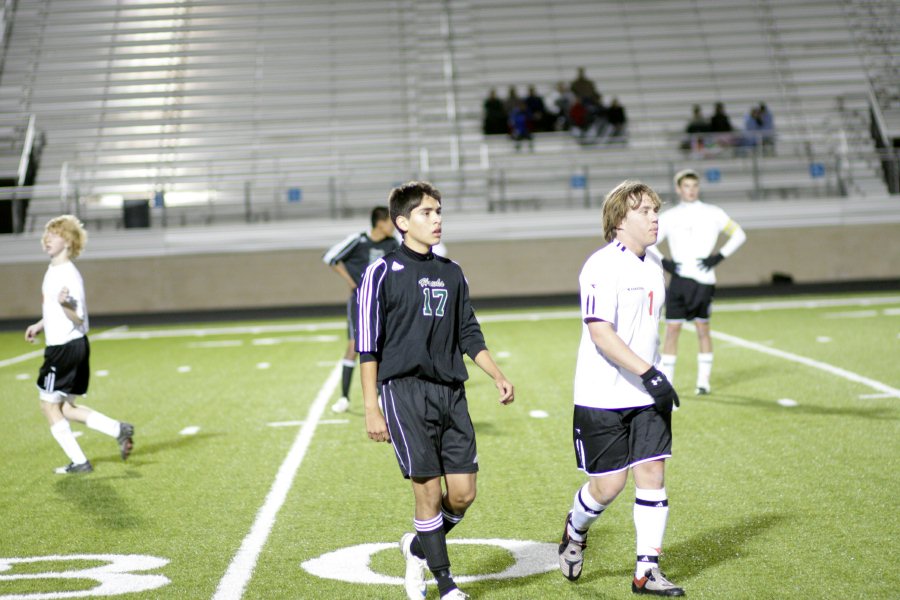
[462,513,787,598]
[471,421,500,436]
[694,393,898,421]
[664,512,788,579]
[54,475,144,530]
[91,431,224,466]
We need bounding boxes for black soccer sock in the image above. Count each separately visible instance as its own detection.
[415,517,456,597]
[340,359,354,398]
[411,498,464,559]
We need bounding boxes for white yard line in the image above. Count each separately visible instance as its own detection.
[212,360,342,600]
[0,348,43,369]
[682,324,900,399]
[0,326,127,369]
[95,322,345,340]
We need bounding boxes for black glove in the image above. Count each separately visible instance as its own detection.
[698,252,725,271]
[661,258,679,275]
[641,367,680,412]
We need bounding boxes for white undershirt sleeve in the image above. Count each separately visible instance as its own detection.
[719,221,746,257]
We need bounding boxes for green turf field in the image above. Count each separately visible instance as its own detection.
[1,293,898,599]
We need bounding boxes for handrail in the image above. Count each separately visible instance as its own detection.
[17,113,34,186]
[0,0,14,77]
[866,84,892,150]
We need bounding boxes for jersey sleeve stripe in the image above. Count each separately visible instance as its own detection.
[357,258,387,352]
[322,232,362,265]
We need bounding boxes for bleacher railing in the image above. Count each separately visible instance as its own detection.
[2,136,896,234]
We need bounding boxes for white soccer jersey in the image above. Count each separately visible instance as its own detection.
[656,200,738,285]
[42,261,88,346]
[574,240,665,410]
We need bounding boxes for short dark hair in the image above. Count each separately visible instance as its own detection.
[388,181,441,233]
[370,205,390,228]
[674,168,700,187]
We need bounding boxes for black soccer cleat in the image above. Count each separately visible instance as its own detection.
[55,461,93,475]
[558,512,587,581]
[632,567,685,596]
[117,422,134,460]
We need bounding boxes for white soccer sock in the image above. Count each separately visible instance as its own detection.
[569,483,605,542]
[85,410,121,438]
[660,354,677,383]
[634,487,668,577]
[697,353,713,388]
[50,419,88,465]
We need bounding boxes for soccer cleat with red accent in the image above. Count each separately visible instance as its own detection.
[558,511,587,581]
[632,567,685,596]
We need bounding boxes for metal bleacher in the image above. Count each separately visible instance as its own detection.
[469,0,889,208]
[0,0,895,233]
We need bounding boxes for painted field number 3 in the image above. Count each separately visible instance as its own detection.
[0,554,170,599]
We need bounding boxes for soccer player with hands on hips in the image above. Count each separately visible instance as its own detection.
[25,215,134,475]
[651,169,746,395]
[321,205,399,414]
[559,181,684,596]
[356,181,514,600]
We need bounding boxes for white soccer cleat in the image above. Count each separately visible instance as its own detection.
[400,532,427,599]
[330,396,350,413]
[440,589,469,599]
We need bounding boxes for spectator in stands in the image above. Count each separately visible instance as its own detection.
[569,97,591,141]
[570,67,600,105]
[547,81,575,131]
[482,88,508,135]
[504,85,521,114]
[681,104,710,152]
[741,106,763,150]
[524,85,551,133]
[587,93,610,144]
[606,97,628,142]
[508,100,533,152]
[758,102,775,155]
[709,102,735,148]
[709,102,733,133]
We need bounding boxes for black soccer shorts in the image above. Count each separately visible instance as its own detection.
[572,404,672,476]
[381,376,479,479]
[36,336,91,401]
[665,274,715,321]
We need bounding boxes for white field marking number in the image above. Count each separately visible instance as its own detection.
[302,538,557,585]
[0,554,170,599]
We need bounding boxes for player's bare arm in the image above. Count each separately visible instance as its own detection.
[57,286,83,326]
[473,349,514,405]
[25,319,44,343]
[331,262,358,290]
[587,320,651,376]
[360,361,389,442]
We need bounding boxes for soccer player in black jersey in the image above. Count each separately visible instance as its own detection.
[356,181,514,600]
[322,206,399,413]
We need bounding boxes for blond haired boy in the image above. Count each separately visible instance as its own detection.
[25,215,134,474]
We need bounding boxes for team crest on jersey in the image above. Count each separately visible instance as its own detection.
[418,277,445,288]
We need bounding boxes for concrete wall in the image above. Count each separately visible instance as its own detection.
[3,222,898,320]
